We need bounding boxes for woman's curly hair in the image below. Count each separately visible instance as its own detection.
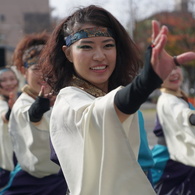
[12,31,49,74]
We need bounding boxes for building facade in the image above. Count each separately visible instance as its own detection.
[0,0,51,66]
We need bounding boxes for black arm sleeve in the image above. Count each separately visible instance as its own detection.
[29,96,50,122]
[114,46,163,114]
[189,114,195,125]
[5,107,11,121]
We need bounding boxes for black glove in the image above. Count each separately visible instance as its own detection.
[5,107,11,121]
[29,96,50,122]
[114,45,163,114]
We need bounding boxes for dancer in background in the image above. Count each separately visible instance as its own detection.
[151,66,195,194]
[0,32,67,195]
[0,67,19,189]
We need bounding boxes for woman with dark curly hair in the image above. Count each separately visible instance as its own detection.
[41,5,195,195]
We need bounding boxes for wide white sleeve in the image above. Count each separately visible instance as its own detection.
[157,92,195,166]
[50,87,155,195]
[9,93,60,177]
[0,99,14,171]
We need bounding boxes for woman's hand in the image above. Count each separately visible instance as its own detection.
[0,86,18,108]
[38,85,56,107]
[151,20,195,81]
[8,92,18,108]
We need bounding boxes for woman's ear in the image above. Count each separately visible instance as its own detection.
[62,46,73,63]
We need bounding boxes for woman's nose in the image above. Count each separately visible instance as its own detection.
[93,48,106,61]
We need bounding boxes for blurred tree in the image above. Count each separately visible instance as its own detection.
[133,10,195,97]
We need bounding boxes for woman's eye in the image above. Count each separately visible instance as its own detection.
[105,44,115,48]
[0,78,7,82]
[78,45,91,49]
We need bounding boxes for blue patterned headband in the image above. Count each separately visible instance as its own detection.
[23,44,44,68]
[64,27,114,47]
[0,68,10,76]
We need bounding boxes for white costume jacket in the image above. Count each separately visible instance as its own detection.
[9,92,60,177]
[50,86,156,195]
[0,98,14,171]
[157,92,195,166]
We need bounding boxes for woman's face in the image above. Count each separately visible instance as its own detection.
[162,67,183,91]
[0,70,18,97]
[64,25,117,92]
[25,64,51,94]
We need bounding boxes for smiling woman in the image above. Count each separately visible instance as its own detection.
[63,26,117,92]
[40,4,195,195]
[0,32,67,195]
[0,67,19,189]
[151,66,195,195]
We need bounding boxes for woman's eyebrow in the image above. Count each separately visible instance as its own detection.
[80,38,115,44]
[102,39,115,43]
[80,40,94,44]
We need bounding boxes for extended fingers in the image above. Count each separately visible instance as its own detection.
[152,26,168,46]
[151,21,168,68]
[38,86,45,97]
[46,91,54,99]
[151,34,167,65]
[152,20,160,42]
[176,52,195,65]
[154,34,167,53]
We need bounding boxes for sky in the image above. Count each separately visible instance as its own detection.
[49,0,176,29]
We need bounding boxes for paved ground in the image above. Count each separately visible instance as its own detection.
[140,102,157,148]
